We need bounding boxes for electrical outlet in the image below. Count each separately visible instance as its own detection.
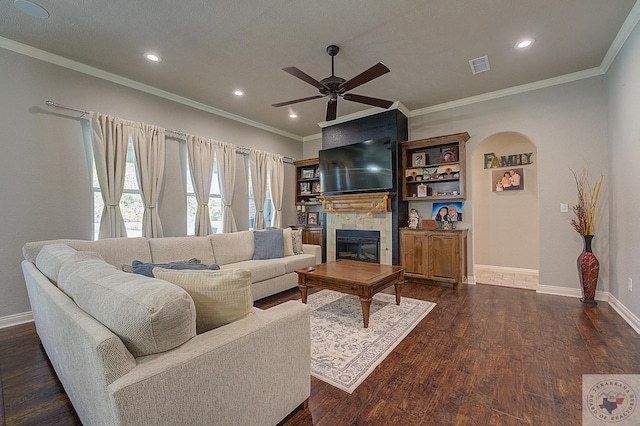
[629,278,633,292]
[560,203,569,213]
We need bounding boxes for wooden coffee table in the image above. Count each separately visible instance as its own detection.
[295,259,405,328]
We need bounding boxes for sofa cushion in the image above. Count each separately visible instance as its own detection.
[291,229,304,255]
[219,259,286,284]
[131,260,220,277]
[35,243,77,285]
[209,230,255,265]
[148,236,216,264]
[281,253,318,274]
[57,251,196,357]
[283,228,294,256]
[153,268,253,333]
[253,229,284,260]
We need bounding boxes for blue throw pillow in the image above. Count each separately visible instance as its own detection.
[131,260,221,277]
[253,229,284,260]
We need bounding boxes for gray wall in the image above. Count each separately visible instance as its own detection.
[606,20,640,317]
[0,48,302,319]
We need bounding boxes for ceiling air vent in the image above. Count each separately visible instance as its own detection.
[469,55,490,74]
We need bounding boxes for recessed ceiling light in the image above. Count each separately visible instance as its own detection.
[289,113,298,119]
[516,39,535,49]
[233,90,244,96]
[144,53,161,63]
[14,0,49,19]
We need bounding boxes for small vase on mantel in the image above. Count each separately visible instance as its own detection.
[577,235,599,304]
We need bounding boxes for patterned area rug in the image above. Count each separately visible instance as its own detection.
[307,290,436,393]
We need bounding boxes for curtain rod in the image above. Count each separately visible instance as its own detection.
[44,100,295,163]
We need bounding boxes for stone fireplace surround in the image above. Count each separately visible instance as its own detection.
[323,192,394,265]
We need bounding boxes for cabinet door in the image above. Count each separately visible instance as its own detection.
[400,231,428,278]
[304,227,323,246]
[428,233,459,282]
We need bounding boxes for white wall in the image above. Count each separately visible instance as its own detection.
[408,76,610,294]
[606,20,640,317]
[0,48,302,319]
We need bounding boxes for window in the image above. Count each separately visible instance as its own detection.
[92,143,144,240]
[186,163,222,235]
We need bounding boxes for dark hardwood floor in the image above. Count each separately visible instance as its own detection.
[1,282,639,425]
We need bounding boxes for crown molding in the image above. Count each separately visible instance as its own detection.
[0,37,303,142]
[600,0,640,72]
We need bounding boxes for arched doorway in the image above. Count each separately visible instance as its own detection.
[471,132,539,289]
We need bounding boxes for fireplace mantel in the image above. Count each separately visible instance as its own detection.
[322,192,394,213]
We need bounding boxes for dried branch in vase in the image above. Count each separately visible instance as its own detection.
[570,166,603,236]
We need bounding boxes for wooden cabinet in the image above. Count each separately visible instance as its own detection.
[400,228,468,288]
[294,158,321,206]
[400,132,469,202]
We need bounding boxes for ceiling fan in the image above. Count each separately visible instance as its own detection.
[272,45,394,121]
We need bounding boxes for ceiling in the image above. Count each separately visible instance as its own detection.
[1,0,637,139]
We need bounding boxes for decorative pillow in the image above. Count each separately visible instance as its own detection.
[252,229,284,260]
[131,260,219,277]
[283,228,294,256]
[291,229,304,255]
[153,268,253,334]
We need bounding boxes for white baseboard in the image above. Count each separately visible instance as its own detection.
[608,294,640,335]
[536,284,609,301]
[0,311,34,329]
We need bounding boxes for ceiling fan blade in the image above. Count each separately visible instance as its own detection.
[326,99,337,121]
[338,62,390,92]
[342,93,394,109]
[282,66,329,90]
[272,95,326,107]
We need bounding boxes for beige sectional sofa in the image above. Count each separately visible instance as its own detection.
[21,231,320,426]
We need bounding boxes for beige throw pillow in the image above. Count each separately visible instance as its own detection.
[291,229,304,255]
[153,268,254,334]
[283,227,294,256]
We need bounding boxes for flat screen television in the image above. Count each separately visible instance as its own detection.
[319,138,393,194]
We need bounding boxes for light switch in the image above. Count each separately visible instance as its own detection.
[560,203,569,213]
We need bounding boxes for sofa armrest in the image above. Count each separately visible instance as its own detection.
[108,300,310,426]
[302,244,322,264]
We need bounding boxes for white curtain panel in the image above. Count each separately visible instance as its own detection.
[268,153,284,228]
[250,149,269,230]
[214,141,238,233]
[132,123,166,238]
[90,112,128,239]
[187,135,216,236]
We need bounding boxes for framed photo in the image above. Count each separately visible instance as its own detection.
[432,202,463,222]
[440,147,457,163]
[299,182,311,194]
[412,152,426,167]
[492,168,524,192]
[312,181,321,194]
[306,212,319,225]
[296,211,306,225]
[301,168,315,179]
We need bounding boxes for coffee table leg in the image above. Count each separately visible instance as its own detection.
[297,275,308,304]
[360,297,371,328]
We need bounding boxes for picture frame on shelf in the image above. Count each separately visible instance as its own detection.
[412,152,426,167]
[492,168,524,192]
[301,168,315,179]
[405,168,423,182]
[312,181,321,194]
[307,212,319,225]
[440,147,457,163]
[296,211,306,225]
[300,182,311,194]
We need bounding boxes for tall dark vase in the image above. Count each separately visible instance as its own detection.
[578,234,599,304]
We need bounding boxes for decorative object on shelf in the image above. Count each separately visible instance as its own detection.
[417,183,428,197]
[412,152,426,167]
[440,146,457,163]
[296,211,306,225]
[301,168,315,179]
[571,166,603,304]
[408,208,420,229]
[307,212,319,225]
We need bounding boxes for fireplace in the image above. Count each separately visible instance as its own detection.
[336,230,380,263]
